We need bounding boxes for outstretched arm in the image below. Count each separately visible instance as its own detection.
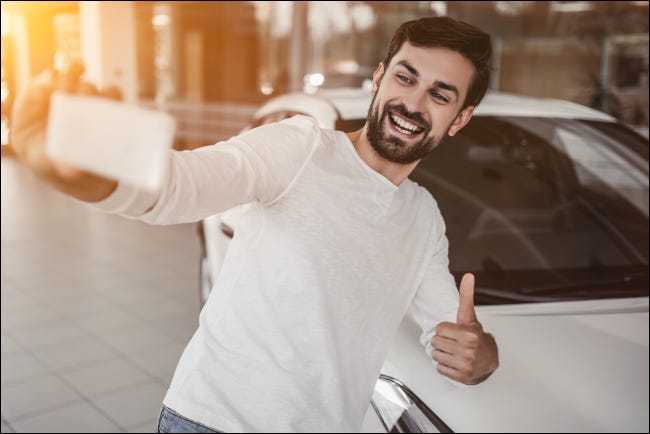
[11,62,320,226]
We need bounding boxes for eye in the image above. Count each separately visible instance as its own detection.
[397,74,413,85]
[430,91,449,103]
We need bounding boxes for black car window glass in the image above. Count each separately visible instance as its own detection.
[411,116,649,304]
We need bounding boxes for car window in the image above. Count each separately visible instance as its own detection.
[410,116,649,304]
[580,120,649,163]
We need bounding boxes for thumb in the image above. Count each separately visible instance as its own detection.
[53,58,86,93]
[456,273,477,324]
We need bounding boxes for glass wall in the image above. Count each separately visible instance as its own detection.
[1,1,647,147]
[134,1,648,126]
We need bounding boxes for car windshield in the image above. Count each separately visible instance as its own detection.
[410,116,649,305]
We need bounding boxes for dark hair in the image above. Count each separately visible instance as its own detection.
[382,17,492,109]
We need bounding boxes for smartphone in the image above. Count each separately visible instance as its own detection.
[46,92,176,191]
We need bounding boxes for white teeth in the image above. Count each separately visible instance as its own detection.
[390,114,422,134]
[395,124,414,135]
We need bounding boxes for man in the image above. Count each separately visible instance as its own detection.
[11,16,498,433]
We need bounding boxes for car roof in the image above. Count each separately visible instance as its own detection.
[254,87,616,124]
[475,91,615,121]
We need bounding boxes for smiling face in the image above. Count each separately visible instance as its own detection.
[365,43,477,164]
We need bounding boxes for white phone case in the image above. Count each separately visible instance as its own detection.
[46,93,176,191]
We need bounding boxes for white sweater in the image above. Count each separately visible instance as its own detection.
[93,115,459,432]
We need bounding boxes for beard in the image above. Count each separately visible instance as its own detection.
[366,94,448,164]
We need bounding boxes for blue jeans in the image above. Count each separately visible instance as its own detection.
[157,406,224,433]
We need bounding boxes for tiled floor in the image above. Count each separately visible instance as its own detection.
[1,156,201,432]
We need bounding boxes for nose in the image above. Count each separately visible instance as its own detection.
[401,87,428,118]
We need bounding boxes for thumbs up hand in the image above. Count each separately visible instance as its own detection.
[431,273,499,385]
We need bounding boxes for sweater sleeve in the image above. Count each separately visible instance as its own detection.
[90,115,320,225]
[407,207,459,360]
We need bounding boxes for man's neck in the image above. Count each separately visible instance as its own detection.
[346,128,418,187]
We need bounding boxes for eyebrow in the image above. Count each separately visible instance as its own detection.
[396,60,460,101]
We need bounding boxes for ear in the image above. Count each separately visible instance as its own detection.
[448,106,475,137]
[371,63,385,95]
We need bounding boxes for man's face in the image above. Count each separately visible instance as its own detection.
[366,43,476,164]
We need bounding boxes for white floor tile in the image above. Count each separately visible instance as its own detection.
[60,358,150,398]
[1,420,15,433]
[1,353,49,386]
[69,306,144,334]
[1,375,82,420]
[0,305,61,331]
[125,419,158,433]
[0,334,24,356]
[21,285,90,306]
[10,321,86,351]
[0,290,34,312]
[47,293,119,319]
[125,342,186,378]
[130,299,194,322]
[31,337,117,371]
[97,324,177,354]
[149,313,199,344]
[9,401,120,433]
[92,382,167,428]
[102,285,168,307]
[83,274,142,294]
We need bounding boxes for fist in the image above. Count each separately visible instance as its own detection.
[10,60,121,182]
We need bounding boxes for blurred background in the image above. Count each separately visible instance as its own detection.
[1,1,649,150]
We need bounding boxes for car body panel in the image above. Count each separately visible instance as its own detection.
[254,88,618,126]
[474,92,616,121]
[380,297,649,432]
[254,88,372,124]
[253,93,339,128]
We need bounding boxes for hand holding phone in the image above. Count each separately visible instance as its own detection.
[46,93,176,192]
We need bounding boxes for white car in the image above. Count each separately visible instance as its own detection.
[198,88,649,432]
